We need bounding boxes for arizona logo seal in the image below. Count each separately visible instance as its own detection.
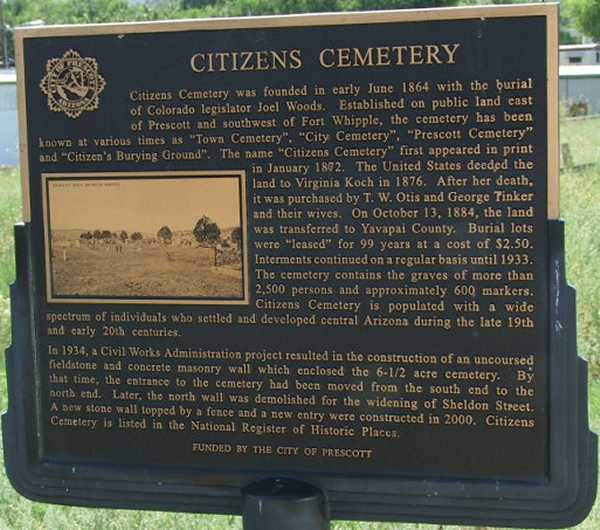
[40,49,106,119]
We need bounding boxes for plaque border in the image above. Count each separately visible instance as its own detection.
[41,171,250,305]
[14,3,560,223]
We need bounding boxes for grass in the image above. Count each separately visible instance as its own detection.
[0,169,20,360]
[562,167,600,376]
[0,116,599,528]
[561,116,600,169]
[51,245,242,299]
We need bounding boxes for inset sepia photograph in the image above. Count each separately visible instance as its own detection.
[43,171,248,304]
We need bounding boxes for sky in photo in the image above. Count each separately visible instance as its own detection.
[48,175,242,233]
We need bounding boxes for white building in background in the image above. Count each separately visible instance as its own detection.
[0,69,18,167]
[559,43,600,65]
[560,65,600,115]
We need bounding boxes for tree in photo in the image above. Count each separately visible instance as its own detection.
[193,215,221,246]
[131,232,143,242]
[157,225,173,244]
[101,230,112,240]
[119,230,128,243]
[93,229,102,240]
[230,226,242,249]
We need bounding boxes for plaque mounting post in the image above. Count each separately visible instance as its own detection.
[242,479,329,530]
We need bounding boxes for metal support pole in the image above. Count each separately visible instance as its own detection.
[242,478,330,530]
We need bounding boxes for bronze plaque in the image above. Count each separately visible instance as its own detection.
[4,5,596,527]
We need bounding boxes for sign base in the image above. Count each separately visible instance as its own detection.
[242,479,329,530]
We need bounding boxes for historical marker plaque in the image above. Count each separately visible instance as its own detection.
[4,5,596,527]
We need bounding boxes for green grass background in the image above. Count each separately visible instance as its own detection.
[0,115,598,528]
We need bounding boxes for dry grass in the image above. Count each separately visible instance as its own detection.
[51,245,243,299]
